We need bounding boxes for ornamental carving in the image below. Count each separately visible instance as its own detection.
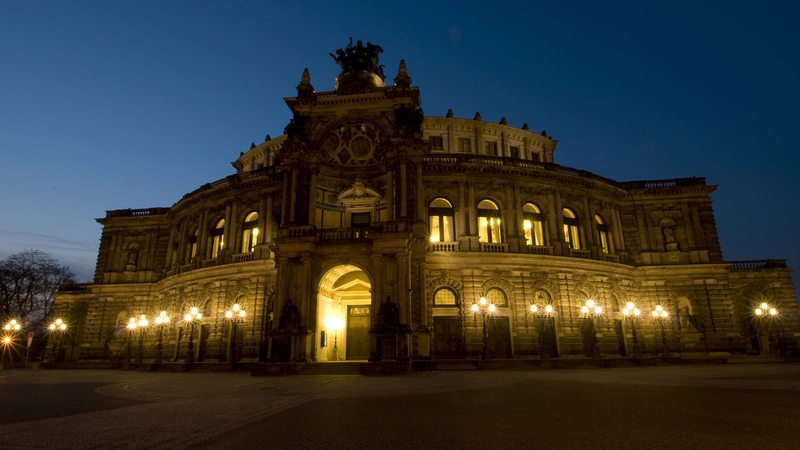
[319,121,386,166]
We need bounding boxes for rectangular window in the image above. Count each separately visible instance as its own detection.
[485,141,498,156]
[458,138,471,153]
[351,212,370,227]
[429,136,444,151]
[523,219,545,246]
[510,146,520,159]
[531,152,540,162]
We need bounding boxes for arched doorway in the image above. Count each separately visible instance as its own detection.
[316,265,372,361]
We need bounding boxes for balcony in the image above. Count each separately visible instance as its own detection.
[430,241,460,252]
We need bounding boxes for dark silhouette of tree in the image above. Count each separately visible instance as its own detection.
[0,250,76,324]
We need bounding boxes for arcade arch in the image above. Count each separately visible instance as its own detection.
[316,264,372,361]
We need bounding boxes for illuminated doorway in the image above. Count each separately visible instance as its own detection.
[316,265,371,362]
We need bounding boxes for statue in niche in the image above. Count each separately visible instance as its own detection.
[677,305,697,331]
[663,226,676,244]
[278,299,300,332]
[126,248,138,271]
[378,296,399,328]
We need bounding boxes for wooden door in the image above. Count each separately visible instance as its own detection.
[488,316,512,358]
[434,317,462,359]
[346,305,371,360]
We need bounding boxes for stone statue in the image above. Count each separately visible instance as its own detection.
[329,38,386,80]
[446,109,453,118]
[413,107,424,132]
[663,226,676,244]
[278,299,300,332]
[677,306,697,331]
[378,296,399,328]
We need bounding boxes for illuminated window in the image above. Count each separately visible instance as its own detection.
[211,219,225,258]
[187,227,198,262]
[478,200,502,243]
[485,141,498,156]
[486,288,507,307]
[241,212,259,253]
[458,138,471,153]
[562,208,581,249]
[428,198,455,242]
[595,214,612,254]
[434,288,458,306]
[522,203,545,246]
[429,136,444,151]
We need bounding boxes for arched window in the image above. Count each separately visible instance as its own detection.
[563,208,581,249]
[428,198,455,242]
[595,214,611,254]
[485,288,507,307]
[211,219,225,258]
[187,227,198,262]
[241,212,259,253]
[434,288,458,306]
[522,203,545,246]
[477,200,502,243]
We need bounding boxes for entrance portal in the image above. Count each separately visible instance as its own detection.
[316,265,372,361]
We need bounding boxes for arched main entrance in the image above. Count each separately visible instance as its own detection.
[316,265,372,361]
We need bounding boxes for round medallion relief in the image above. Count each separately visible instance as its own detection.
[319,121,384,166]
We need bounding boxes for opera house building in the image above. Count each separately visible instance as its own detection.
[54,43,799,372]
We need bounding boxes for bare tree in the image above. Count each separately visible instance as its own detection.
[0,250,76,324]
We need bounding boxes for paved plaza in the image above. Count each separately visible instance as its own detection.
[0,364,799,449]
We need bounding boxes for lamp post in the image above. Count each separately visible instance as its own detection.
[754,302,779,355]
[47,319,67,363]
[183,307,202,364]
[651,305,671,358]
[153,311,170,365]
[325,315,343,361]
[2,319,21,367]
[472,295,496,361]
[529,300,555,361]
[123,317,136,369]
[580,300,603,360]
[135,315,149,365]
[225,304,246,364]
[622,302,643,359]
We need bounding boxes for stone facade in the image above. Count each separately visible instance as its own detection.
[54,49,799,366]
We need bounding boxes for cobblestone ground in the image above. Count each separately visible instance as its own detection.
[0,364,798,450]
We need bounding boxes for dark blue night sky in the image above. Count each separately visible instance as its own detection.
[1,1,798,300]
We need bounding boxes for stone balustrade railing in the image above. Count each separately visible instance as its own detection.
[728,260,788,270]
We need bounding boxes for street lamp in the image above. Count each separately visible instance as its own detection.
[123,317,136,369]
[183,307,202,364]
[754,302,779,355]
[325,315,343,361]
[2,319,21,367]
[529,295,555,361]
[152,311,170,365]
[225,304,246,364]
[472,295,496,361]
[651,305,671,358]
[622,302,643,358]
[580,299,603,360]
[47,319,67,363]
[135,315,149,365]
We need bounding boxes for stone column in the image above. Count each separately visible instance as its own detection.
[257,196,267,245]
[289,166,299,223]
[681,204,696,249]
[197,210,209,261]
[416,162,424,221]
[264,194,274,245]
[400,161,407,218]
[468,183,476,234]
[165,226,176,268]
[418,260,428,329]
[609,206,622,253]
[370,254,384,361]
[614,208,626,251]
[281,170,290,226]
[458,180,467,236]
[386,165,394,221]
[308,167,318,227]
[177,224,187,265]
[583,196,595,248]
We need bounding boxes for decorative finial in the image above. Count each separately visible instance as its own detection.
[522,123,529,131]
[474,112,481,120]
[265,134,271,141]
[394,59,412,87]
[296,68,315,96]
[499,117,507,125]
[250,143,256,149]
[446,109,453,118]
[541,130,548,138]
